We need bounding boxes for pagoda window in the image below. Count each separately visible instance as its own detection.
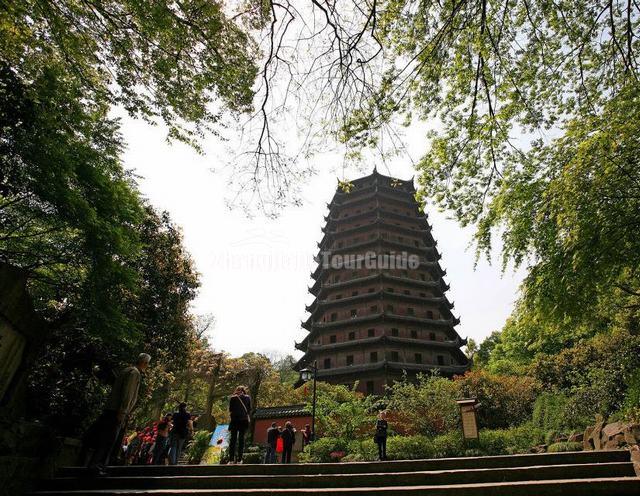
[330,335,337,343]
[391,328,399,337]
[346,355,354,366]
[356,209,361,214]
[427,310,434,319]
[429,332,436,341]
[404,289,410,295]
[370,305,379,313]
[368,287,375,293]
[348,331,355,340]
[387,287,394,292]
[369,234,375,240]
[370,351,378,362]
[352,290,359,296]
[350,309,358,318]
[337,241,343,248]
[335,294,343,300]
[437,355,445,366]
[334,275,341,283]
[415,353,423,364]
[330,313,338,322]
[419,292,426,297]
[386,304,394,312]
[414,240,420,247]
[407,307,415,316]
[420,273,426,281]
[390,351,399,361]
[403,270,408,277]
[368,328,375,337]
[366,381,375,395]
[398,236,404,242]
[381,233,388,239]
[324,358,331,369]
[411,330,418,339]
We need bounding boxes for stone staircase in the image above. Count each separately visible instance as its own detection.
[33,450,639,495]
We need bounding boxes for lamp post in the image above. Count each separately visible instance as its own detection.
[299,360,317,441]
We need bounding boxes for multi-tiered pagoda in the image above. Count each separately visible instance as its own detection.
[294,169,469,395]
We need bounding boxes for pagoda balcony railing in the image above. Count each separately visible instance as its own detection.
[313,237,441,267]
[311,257,446,282]
[318,220,436,250]
[303,311,460,331]
[305,290,451,314]
[298,335,466,353]
[306,360,469,378]
[324,208,427,230]
[310,272,450,296]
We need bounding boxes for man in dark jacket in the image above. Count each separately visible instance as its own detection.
[264,422,279,463]
[228,385,251,464]
[280,421,296,464]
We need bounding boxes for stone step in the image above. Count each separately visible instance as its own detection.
[55,450,631,478]
[40,462,636,491]
[30,477,640,496]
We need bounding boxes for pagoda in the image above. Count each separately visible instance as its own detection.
[294,169,469,395]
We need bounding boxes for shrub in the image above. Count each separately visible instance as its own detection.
[385,374,460,436]
[533,392,572,432]
[298,437,349,463]
[455,370,542,429]
[548,442,583,453]
[186,430,212,464]
[387,435,437,460]
[200,446,222,465]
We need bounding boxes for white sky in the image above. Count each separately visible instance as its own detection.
[119,115,525,358]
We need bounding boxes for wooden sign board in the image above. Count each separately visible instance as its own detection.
[460,404,479,440]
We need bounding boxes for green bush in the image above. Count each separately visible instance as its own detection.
[548,442,583,453]
[533,393,572,432]
[186,430,212,464]
[387,435,438,460]
[200,446,222,465]
[298,437,350,463]
[299,425,546,463]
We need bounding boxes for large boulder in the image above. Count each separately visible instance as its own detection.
[583,415,640,451]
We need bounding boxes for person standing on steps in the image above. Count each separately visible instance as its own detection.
[83,353,151,476]
[280,421,296,464]
[374,410,388,461]
[228,385,251,464]
[168,402,193,465]
[264,422,279,464]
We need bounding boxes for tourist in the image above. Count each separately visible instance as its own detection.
[83,353,151,476]
[280,421,296,464]
[228,385,251,464]
[153,421,170,465]
[168,402,193,465]
[264,422,279,464]
[302,424,312,446]
[374,411,388,461]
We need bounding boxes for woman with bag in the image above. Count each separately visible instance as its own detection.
[228,385,251,464]
[374,411,388,461]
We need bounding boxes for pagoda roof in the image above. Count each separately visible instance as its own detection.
[311,257,445,282]
[293,360,468,378]
[310,272,450,297]
[295,334,467,354]
[334,169,415,195]
[328,188,419,211]
[324,208,428,230]
[301,311,460,332]
[318,219,436,250]
[305,289,453,314]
